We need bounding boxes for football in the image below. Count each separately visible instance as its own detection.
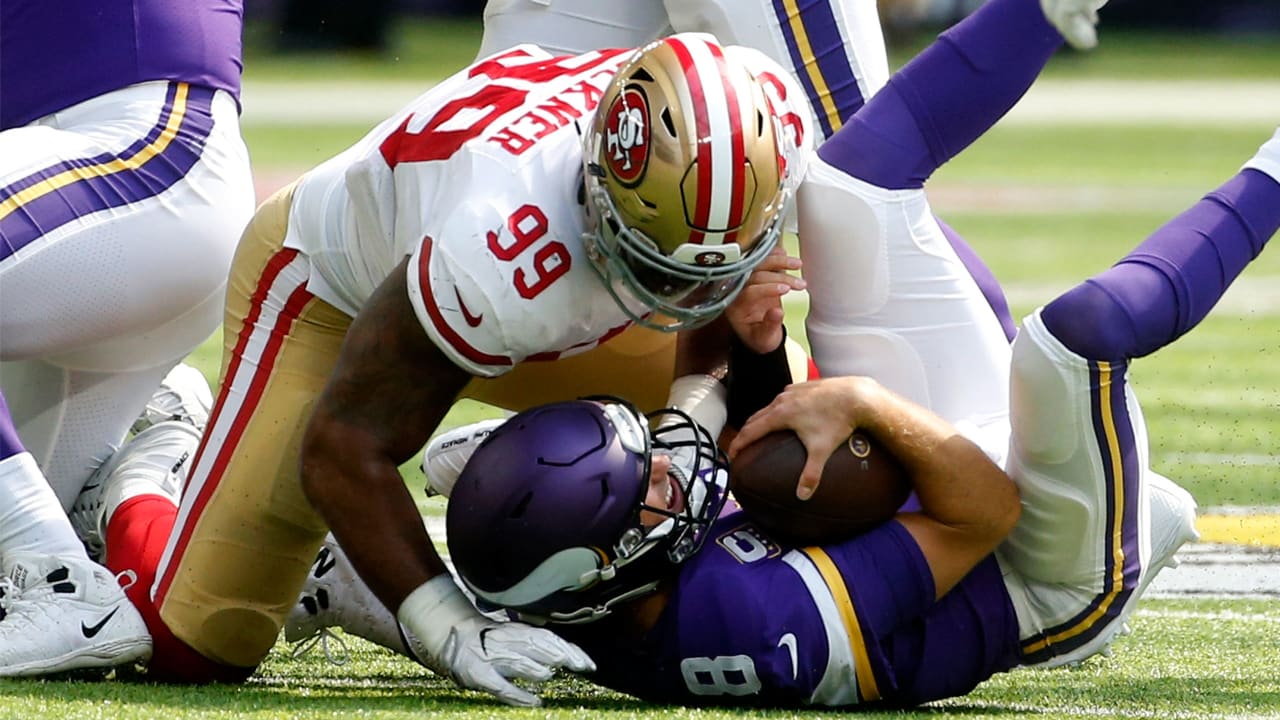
[730,430,911,545]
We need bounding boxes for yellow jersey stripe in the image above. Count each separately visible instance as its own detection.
[803,547,880,701]
[0,83,191,223]
[779,0,843,133]
[1022,361,1127,654]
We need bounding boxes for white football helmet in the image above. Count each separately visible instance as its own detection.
[582,33,800,332]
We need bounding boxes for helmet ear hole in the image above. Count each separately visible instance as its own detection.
[757,109,766,137]
[660,107,677,138]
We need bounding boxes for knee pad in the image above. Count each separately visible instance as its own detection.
[804,321,932,409]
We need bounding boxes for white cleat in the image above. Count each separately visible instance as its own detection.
[1242,126,1280,184]
[285,534,408,659]
[1137,472,1200,598]
[70,421,197,561]
[132,363,214,434]
[1040,0,1108,50]
[421,418,508,498]
[0,554,151,677]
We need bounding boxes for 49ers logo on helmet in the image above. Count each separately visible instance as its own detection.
[604,87,650,186]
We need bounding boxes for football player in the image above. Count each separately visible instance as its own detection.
[0,0,254,675]
[59,34,814,704]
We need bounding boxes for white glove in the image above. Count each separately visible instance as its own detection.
[1040,0,1108,50]
[397,575,596,707]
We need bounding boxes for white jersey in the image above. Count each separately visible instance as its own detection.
[285,42,811,378]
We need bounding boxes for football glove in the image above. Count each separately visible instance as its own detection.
[397,575,596,707]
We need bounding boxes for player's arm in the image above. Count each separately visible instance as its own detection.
[300,258,593,706]
[730,376,1019,598]
[300,257,464,613]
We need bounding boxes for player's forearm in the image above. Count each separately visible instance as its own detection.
[300,426,449,610]
[853,378,1018,536]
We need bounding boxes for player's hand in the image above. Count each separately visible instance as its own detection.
[724,245,804,355]
[436,615,596,707]
[399,576,596,707]
[729,377,879,500]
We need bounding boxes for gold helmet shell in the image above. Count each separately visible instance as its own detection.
[582,33,797,331]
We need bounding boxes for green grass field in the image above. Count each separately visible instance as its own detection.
[4,19,1280,720]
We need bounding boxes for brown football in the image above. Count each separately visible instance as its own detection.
[730,430,911,545]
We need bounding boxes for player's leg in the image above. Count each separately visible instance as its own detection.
[672,0,1017,341]
[664,0,889,142]
[0,389,150,676]
[798,0,1066,436]
[0,81,253,506]
[1001,131,1280,668]
[0,360,178,508]
[101,185,350,681]
[477,0,670,58]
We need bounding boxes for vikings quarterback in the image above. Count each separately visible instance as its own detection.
[0,0,253,675]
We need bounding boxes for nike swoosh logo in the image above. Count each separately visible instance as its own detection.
[455,287,484,328]
[478,627,494,655]
[778,632,798,680]
[82,607,120,638]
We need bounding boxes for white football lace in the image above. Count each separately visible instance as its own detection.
[115,568,139,591]
[290,627,350,666]
[0,577,19,612]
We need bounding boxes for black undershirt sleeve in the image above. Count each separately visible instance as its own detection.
[725,328,795,430]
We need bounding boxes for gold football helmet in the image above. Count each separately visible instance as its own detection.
[582,33,797,332]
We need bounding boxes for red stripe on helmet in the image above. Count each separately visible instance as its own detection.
[664,36,710,246]
[706,40,747,246]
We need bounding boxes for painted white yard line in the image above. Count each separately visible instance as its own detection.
[949,697,1280,720]
[239,78,1280,127]
[1135,607,1280,623]
[781,276,1280,318]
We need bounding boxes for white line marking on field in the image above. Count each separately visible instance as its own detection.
[950,698,1280,720]
[240,79,1280,127]
[1135,607,1280,624]
[782,276,1280,318]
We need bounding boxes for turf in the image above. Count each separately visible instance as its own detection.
[3,598,1278,719]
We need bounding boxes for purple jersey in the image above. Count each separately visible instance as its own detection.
[0,0,244,129]
[564,508,1022,707]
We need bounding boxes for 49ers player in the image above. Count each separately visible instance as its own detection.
[70,34,812,705]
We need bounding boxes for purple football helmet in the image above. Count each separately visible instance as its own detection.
[446,397,728,624]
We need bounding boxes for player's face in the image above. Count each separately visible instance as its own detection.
[640,453,685,529]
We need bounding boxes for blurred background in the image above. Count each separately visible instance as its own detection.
[247,0,1280,58]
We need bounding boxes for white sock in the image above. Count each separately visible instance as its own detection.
[0,453,91,560]
[1242,126,1280,184]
